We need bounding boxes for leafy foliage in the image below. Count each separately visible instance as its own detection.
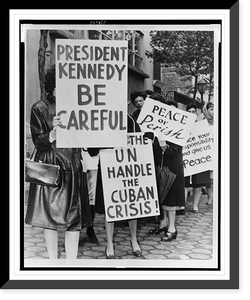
[147,31,214,77]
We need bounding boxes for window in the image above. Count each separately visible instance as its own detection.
[114,30,124,40]
[125,30,143,70]
[88,30,101,40]
[87,30,143,70]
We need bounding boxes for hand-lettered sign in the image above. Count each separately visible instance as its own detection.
[56,39,128,148]
[137,98,196,146]
[99,133,160,222]
[182,119,214,176]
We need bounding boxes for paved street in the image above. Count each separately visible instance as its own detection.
[24,190,214,261]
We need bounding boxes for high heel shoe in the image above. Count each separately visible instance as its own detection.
[148,226,168,235]
[130,240,142,257]
[161,230,178,242]
[105,246,116,259]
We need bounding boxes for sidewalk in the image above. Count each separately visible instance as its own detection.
[24,192,214,261]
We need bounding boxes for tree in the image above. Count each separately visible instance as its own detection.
[146,31,214,100]
[38,30,49,99]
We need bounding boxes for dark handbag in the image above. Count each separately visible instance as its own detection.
[155,150,177,205]
[25,148,60,187]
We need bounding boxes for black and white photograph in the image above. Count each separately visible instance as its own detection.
[7,5,240,290]
[23,24,219,268]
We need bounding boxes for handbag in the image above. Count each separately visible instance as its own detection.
[25,148,60,187]
[155,150,177,205]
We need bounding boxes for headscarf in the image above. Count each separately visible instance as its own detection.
[202,102,214,125]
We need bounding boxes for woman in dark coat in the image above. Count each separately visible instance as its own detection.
[149,100,185,242]
[25,65,91,259]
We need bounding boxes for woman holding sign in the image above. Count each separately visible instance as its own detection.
[149,100,186,242]
[88,114,143,259]
[25,65,91,260]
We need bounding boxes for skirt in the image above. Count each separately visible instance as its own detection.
[185,170,211,188]
[25,148,92,231]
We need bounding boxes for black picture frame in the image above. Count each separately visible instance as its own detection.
[5,2,239,289]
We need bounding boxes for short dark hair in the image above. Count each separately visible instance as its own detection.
[205,102,214,110]
[165,99,178,108]
[186,102,197,111]
[130,91,147,104]
[45,65,56,94]
[144,89,154,96]
[149,92,165,102]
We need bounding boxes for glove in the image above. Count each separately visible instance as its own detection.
[144,132,154,140]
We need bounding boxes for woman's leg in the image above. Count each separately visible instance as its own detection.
[65,230,80,259]
[105,220,115,256]
[161,209,178,242]
[206,187,213,205]
[159,209,168,228]
[167,210,176,233]
[86,205,98,243]
[44,229,58,259]
[185,187,189,202]
[192,187,202,211]
[128,219,140,251]
[148,209,168,235]
[86,170,98,243]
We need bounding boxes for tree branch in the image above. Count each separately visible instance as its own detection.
[38,30,48,99]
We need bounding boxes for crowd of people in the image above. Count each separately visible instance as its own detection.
[25,66,214,260]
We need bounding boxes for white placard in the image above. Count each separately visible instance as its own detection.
[182,119,214,176]
[137,98,196,146]
[56,39,128,147]
[100,133,160,222]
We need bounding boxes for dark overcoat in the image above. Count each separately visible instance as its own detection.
[160,142,185,207]
[25,94,91,231]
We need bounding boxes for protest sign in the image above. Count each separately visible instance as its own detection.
[55,39,128,148]
[99,133,160,222]
[137,98,196,146]
[182,119,214,177]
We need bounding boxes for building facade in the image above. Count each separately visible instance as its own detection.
[25,29,211,153]
[25,29,156,153]
[154,63,212,113]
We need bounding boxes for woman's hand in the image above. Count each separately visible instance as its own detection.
[50,116,62,142]
[159,140,169,152]
[52,116,62,129]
